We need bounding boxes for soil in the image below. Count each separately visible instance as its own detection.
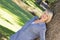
[46,0,60,40]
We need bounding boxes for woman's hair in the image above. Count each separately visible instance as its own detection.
[30,9,53,23]
[44,9,53,23]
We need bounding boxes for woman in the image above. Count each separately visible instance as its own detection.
[10,10,53,40]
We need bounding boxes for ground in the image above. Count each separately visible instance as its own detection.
[46,0,60,40]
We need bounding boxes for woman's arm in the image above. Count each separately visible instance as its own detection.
[39,30,46,40]
[39,23,46,40]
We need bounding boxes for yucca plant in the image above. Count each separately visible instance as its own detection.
[12,0,45,17]
[0,0,34,40]
[0,0,34,31]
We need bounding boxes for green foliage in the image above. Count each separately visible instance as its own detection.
[22,0,45,17]
[0,0,33,24]
[0,25,15,39]
[47,0,57,4]
[0,0,34,40]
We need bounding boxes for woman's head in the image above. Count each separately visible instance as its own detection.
[40,13,48,22]
[40,10,53,23]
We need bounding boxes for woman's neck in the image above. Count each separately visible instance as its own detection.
[34,19,45,24]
